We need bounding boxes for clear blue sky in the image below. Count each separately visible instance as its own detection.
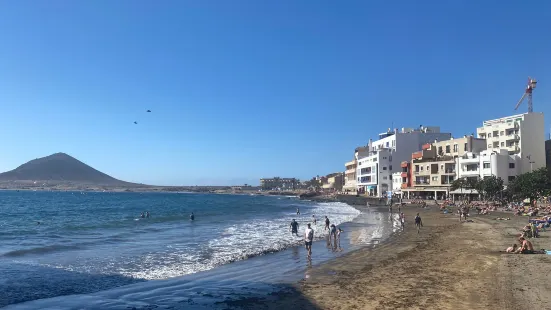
[0,1,550,186]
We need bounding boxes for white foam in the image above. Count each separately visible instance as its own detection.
[117,202,360,280]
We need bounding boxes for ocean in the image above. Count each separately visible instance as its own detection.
[0,191,399,309]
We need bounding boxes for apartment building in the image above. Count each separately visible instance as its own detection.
[322,172,344,191]
[343,158,357,191]
[402,136,487,199]
[392,172,402,194]
[455,148,520,185]
[546,139,551,177]
[477,112,545,174]
[260,177,299,190]
[356,126,452,196]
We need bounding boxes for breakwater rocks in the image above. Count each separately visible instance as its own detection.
[300,193,386,206]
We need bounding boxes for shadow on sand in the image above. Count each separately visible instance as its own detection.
[2,263,321,310]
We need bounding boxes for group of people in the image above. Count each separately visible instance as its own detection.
[290,215,343,258]
[140,211,151,218]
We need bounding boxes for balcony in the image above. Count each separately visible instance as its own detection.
[506,134,520,141]
[345,168,356,174]
[460,157,478,164]
[414,181,430,185]
[401,172,408,178]
[461,169,479,176]
[443,168,455,174]
[413,171,420,175]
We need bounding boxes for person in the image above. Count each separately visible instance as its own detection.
[190,212,195,221]
[414,213,423,234]
[312,215,317,225]
[290,219,299,236]
[518,237,534,254]
[324,216,330,231]
[296,208,300,215]
[400,212,405,230]
[330,224,337,240]
[140,212,145,218]
[146,211,150,218]
[304,223,314,257]
[506,244,518,253]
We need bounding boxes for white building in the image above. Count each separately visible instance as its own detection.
[356,126,452,196]
[477,112,545,174]
[392,172,402,194]
[456,149,521,185]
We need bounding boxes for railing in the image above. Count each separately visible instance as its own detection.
[444,168,455,173]
[414,171,420,175]
[414,181,430,185]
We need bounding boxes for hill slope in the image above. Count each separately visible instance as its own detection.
[0,153,135,186]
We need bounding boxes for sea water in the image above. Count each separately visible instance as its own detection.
[0,191,379,308]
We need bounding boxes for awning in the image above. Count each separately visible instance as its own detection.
[449,189,479,194]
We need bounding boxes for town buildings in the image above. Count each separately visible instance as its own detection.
[476,112,545,174]
[260,177,299,190]
[401,136,486,199]
[355,126,452,196]
[343,158,356,192]
[322,172,344,191]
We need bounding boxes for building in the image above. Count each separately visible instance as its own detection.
[456,148,521,185]
[477,112,545,174]
[260,177,299,190]
[402,136,487,199]
[322,173,344,191]
[392,172,402,195]
[343,158,357,192]
[546,139,551,177]
[356,126,452,196]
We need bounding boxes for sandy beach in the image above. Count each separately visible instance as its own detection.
[232,203,551,310]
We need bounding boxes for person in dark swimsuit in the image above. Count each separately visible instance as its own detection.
[324,216,330,231]
[190,212,195,221]
[290,219,299,236]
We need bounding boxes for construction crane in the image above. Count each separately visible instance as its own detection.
[514,77,537,113]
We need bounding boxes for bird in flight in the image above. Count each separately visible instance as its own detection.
[134,121,138,124]
[147,110,151,112]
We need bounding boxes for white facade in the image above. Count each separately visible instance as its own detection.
[456,149,521,185]
[356,126,452,196]
[477,112,545,174]
[392,172,402,194]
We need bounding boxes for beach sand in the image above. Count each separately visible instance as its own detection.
[229,204,551,310]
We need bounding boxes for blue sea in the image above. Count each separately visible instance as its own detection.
[0,191,399,309]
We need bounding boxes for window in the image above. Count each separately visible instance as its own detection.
[488,144,492,148]
[453,144,458,152]
[432,176,438,181]
[501,142,504,147]
[389,156,392,162]
[488,133,492,137]
[500,131,504,136]
[392,140,396,147]
[483,163,490,169]
[389,165,393,170]
[415,165,420,172]
[438,146,443,154]
[383,167,387,170]
[445,145,450,153]
[383,176,387,180]
[420,166,424,171]
[382,157,387,159]
[508,176,515,182]
[464,143,468,151]
[386,142,389,147]
[509,163,515,169]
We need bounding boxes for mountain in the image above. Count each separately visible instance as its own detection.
[0,153,135,186]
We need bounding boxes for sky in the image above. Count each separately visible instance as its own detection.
[0,0,550,186]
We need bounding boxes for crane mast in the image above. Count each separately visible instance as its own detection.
[514,77,537,113]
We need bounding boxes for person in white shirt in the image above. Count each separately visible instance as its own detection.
[304,223,314,257]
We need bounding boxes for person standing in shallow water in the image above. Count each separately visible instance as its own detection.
[304,223,314,257]
[324,216,330,231]
[290,219,299,236]
[190,212,195,221]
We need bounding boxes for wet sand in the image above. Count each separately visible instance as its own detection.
[237,204,551,310]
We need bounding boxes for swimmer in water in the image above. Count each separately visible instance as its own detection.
[312,215,317,225]
[296,208,300,215]
[140,212,145,218]
[190,212,195,221]
[146,211,150,218]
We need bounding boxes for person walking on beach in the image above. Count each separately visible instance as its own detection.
[290,219,299,237]
[304,223,314,257]
[400,212,405,230]
[414,213,423,234]
[324,216,330,231]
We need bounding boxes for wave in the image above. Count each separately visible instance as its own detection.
[2,244,83,258]
[117,202,360,280]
